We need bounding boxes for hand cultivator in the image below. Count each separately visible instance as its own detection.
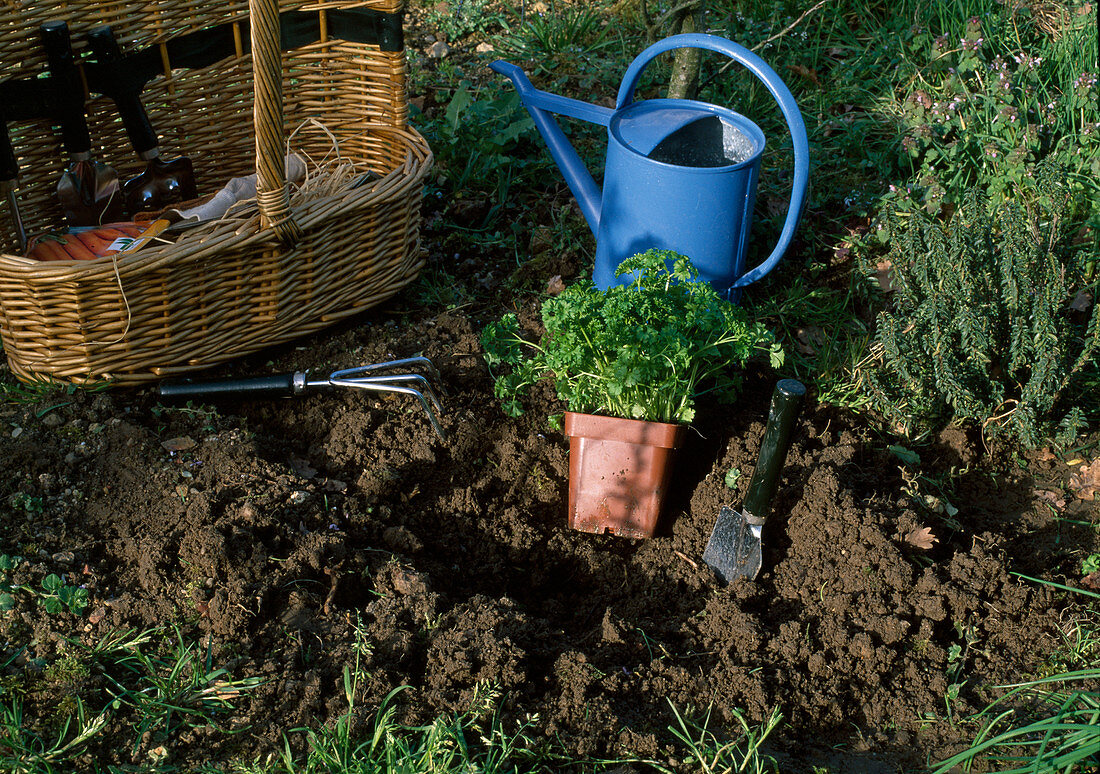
[158,357,445,440]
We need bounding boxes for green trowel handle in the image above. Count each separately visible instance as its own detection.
[742,379,807,519]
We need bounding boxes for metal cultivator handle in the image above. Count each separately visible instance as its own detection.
[158,357,446,439]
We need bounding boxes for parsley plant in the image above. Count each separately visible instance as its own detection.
[482,251,783,424]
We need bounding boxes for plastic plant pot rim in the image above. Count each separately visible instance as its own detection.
[563,411,686,449]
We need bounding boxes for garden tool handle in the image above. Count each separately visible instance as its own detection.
[86,26,159,156]
[40,21,93,156]
[0,110,17,185]
[0,109,25,252]
[616,33,810,288]
[741,379,806,519]
[158,373,305,399]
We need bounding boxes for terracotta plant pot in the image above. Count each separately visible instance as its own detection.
[563,411,687,539]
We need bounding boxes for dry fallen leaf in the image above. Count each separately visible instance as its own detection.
[1069,289,1094,313]
[875,260,894,293]
[1035,489,1067,512]
[289,457,318,479]
[161,436,196,453]
[1067,459,1100,500]
[391,567,429,596]
[765,194,788,219]
[905,526,938,550]
[788,64,821,85]
[1082,572,1100,592]
[795,326,825,356]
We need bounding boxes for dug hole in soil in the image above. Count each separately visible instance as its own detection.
[1,296,1097,772]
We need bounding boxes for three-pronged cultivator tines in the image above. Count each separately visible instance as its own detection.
[158,357,446,439]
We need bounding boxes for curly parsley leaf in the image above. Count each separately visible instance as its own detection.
[480,250,784,423]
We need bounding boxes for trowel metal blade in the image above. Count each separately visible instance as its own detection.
[57,159,122,226]
[702,504,762,584]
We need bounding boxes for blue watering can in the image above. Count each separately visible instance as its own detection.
[490,33,810,300]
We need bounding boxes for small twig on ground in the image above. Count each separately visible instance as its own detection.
[322,567,340,616]
[697,0,832,93]
[674,550,699,570]
[751,0,832,52]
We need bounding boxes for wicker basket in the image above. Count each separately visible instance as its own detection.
[0,0,431,385]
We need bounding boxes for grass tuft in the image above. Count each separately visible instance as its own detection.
[931,670,1100,774]
[666,700,783,774]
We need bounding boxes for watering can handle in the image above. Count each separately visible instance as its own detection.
[618,33,810,288]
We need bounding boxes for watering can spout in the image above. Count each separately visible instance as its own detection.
[489,60,610,236]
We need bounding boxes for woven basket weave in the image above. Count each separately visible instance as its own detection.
[0,0,431,385]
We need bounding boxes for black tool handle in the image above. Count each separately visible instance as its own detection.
[158,373,303,399]
[0,110,17,189]
[742,379,806,519]
[0,108,26,251]
[86,26,158,156]
[0,108,18,185]
[40,21,93,155]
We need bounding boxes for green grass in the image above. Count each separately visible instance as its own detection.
[496,1,622,73]
[230,684,786,774]
[930,670,1100,774]
[667,701,783,774]
[0,376,109,405]
[929,576,1100,773]
[0,697,112,772]
[234,681,570,774]
[0,627,260,771]
[749,267,874,412]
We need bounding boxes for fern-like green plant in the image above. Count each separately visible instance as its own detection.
[861,165,1099,447]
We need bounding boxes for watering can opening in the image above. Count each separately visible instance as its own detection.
[648,115,756,168]
[610,101,765,172]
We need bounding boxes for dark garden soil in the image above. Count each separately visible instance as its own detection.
[2,4,1099,770]
[1,287,1098,771]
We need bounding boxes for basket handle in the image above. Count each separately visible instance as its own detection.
[250,0,301,243]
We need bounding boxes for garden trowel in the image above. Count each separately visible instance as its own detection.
[703,378,805,583]
[87,26,197,216]
[0,109,26,252]
[41,20,124,227]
